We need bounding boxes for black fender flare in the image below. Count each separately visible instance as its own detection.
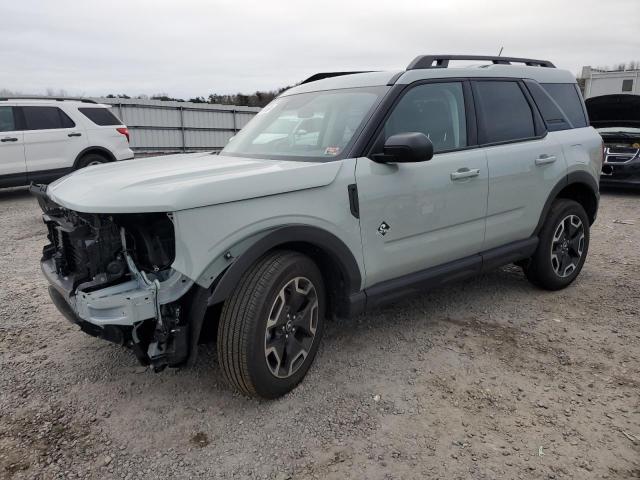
[73,146,116,169]
[534,171,600,235]
[208,225,363,305]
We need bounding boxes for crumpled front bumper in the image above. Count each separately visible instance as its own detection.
[46,285,128,345]
[42,257,193,329]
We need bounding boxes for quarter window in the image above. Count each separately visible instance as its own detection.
[622,79,633,92]
[541,84,587,128]
[383,82,467,153]
[0,107,15,132]
[524,80,571,132]
[78,107,122,126]
[475,81,535,143]
[22,106,75,130]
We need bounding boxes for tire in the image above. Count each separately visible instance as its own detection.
[524,199,590,290]
[217,250,326,399]
[76,153,108,169]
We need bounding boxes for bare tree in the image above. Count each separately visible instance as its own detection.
[44,88,69,97]
[597,61,640,72]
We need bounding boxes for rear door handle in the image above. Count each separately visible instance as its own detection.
[68,132,82,137]
[451,168,480,180]
[535,154,557,166]
[1,137,18,142]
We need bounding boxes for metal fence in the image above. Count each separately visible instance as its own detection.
[94,98,260,155]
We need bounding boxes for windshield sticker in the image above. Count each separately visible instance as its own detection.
[324,146,341,156]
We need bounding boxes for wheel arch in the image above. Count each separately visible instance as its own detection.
[208,226,363,318]
[535,172,599,235]
[73,146,116,169]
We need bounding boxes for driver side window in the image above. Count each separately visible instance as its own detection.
[383,82,467,153]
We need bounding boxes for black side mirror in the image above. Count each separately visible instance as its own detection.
[372,132,434,163]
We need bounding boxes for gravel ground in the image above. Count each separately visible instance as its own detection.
[0,187,639,480]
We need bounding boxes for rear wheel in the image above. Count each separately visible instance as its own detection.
[76,153,108,169]
[217,250,325,398]
[524,199,590,290]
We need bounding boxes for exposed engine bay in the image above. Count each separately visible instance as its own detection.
[43,208,175,290]
[31,184,197,371]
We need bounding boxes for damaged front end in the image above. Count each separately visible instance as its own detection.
[31,184,196,370]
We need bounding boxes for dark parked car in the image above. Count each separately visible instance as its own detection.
[586,94,640,187]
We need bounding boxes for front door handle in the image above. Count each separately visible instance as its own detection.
[1,137,18,142]
[451,168,480,180]
[535,154,557,166]
[68,132,82,137]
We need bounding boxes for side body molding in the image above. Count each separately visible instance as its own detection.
[208,225,363,306]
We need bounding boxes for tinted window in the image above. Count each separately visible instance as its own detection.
[622,79,633,92]
[475,81,535,143]
[78,107,121,126]
[22,106,75,130]
[383,82,467,152]
[541,83,587,128]
[0,107,15,132]
[524,80,571,132]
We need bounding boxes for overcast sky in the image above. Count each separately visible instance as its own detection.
[1,0,638,99]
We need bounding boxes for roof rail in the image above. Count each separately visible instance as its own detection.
[407,55,555,70]
[0,96,98,104]
[301,71,373,84]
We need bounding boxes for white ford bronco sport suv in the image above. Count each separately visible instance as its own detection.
[0,97,133,188]
[33,55,602,399]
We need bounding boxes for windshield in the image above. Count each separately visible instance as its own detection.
[222,86,388,161]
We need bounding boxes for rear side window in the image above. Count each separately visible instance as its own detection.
[622,79,633,92]
[474,81,535,144]
[78,107,121,126]
[524,80,571,132]
[541,83,587,128]
[22,106,75,130]
[0,107,15,132]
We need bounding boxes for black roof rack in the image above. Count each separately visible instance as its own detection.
[0,96,98,104]
[407,55,555,70]
[300,71,373,84]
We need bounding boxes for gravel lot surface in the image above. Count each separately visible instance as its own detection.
[0,187,639,480]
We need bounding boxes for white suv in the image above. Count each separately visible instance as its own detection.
[0,97,133,188]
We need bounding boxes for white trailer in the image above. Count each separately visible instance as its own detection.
[581,66,640,99]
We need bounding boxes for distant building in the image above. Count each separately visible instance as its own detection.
[581,66,640,99]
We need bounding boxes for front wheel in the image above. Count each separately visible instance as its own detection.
[524,199,590,290]
[217,250,325,398]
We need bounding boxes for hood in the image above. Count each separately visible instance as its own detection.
[46,152,343,213]
[586,94,640,129]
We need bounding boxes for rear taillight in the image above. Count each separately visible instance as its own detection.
[116,127,130,143]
